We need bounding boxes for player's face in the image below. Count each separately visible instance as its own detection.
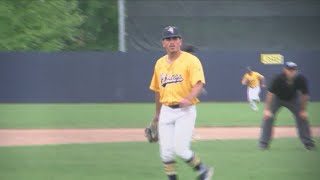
[284,68,298,79]
[162,37,182,53]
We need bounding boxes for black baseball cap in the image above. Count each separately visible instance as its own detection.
[162,26,182,40]
[182,44,196,53]
[285,61,298,69]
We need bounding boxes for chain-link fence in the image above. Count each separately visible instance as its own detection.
[126,0,320,51]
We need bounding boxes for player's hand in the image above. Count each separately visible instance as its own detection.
[153,115,159,123]
[263,109,273,120]
[201,88,208,96]
[179,98,193,108]
[242,79,248,86]
[299,110,308,120]
[261,84,266,88]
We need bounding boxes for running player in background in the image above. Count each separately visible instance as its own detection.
[242,67,265,111]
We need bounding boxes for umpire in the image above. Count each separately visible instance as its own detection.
[259,61,315,150]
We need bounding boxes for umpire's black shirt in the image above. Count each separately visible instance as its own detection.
[268,73,309,101]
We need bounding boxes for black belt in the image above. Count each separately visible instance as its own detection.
[168,104,180,109]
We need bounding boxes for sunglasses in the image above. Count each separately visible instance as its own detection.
[286,67,297,71]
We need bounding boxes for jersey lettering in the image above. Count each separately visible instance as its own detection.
[160,74,184,87]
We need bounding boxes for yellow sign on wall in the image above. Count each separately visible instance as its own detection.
[261,54,284,64]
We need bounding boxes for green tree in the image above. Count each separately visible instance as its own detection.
[0,0,83,51]
[74,0,118,51]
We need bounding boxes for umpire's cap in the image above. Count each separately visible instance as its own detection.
[162,26,182,40]
[285,61,298,69]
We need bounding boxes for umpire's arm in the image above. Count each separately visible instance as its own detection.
[263,91,274,120]
[300,76,310,111]
[264,91,274,111]
[263,77,276,120]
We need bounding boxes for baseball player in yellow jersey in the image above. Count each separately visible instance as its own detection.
[150,26,213,180]
[241,67,265,111]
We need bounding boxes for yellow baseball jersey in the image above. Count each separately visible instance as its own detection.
[150,51,205,106]
[243,71,263,87]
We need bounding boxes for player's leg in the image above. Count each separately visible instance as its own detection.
[283,98,315,150]
[158,105,177,180]
[174,105,213,179]
[255,86,261,103]
[259,96,281,149]
[173,105,196,160]
[248,87,258,111]
[252,86,261,110]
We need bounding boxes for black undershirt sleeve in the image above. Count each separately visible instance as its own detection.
[299,75,309,95]
[268,76,277,94]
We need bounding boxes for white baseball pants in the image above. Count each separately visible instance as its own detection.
[247,86,261,101]
[158,105,196,163]
[247,86,261,110]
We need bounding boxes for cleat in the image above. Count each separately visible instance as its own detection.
[198,167,214,180]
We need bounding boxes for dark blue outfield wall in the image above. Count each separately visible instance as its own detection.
[0,51,319,103]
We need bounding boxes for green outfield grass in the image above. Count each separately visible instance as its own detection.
[0,138,319,180]
[0,102,319,128]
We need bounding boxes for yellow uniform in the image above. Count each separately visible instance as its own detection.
[243,71,263,87]
[150,51,205,106]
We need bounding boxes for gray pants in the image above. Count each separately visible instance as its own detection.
[259,96,314,146]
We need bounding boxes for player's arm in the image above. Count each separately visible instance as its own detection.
[180,58,205,107]
[150,64,161,122]
[260,76,266,88]
[154,92,162,122]
[186,81,204,101]
[180,81,204,108]
[145,91,161,143]
[241,76,248,85]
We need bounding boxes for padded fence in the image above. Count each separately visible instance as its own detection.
[0,51,319,102]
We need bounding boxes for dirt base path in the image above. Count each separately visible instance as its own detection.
[0,127,319,147]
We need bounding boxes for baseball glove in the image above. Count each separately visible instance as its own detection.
[145,120,158,143]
